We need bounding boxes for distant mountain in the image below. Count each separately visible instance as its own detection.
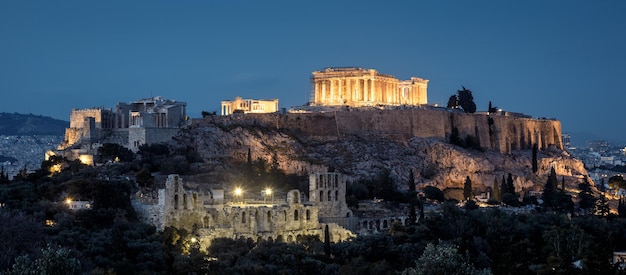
[0,113,68,136]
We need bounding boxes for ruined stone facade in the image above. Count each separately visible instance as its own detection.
[53,96,188,163]
[310,67,428,106]
[221,96,279,116]
[134,173,355,249]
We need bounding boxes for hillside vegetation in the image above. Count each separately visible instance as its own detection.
[0,112,68,136]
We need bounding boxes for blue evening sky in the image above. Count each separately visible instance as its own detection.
[1,1,624,145]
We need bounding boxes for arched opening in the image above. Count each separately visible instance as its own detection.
[284,210,287,221]
[193,193,198,209]
[203,216,210,228]
[306,210,310,221]
[287,235,293,242]
[319,191,324,202]
[383,220,388,229]
[267,211,271,223]
[335,190,339,201]
[276,235,283,242]
[294,209,299,221]
[292,191,299,204]
[328,190,332,201]
[174,195,178,210]
[242,212,246,223]
[183,194,187,209]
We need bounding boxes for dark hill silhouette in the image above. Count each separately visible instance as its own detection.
[0,112,68,136]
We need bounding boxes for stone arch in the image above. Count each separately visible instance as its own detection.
[287,235,293,242]
[276,235,283,242]
[268,236,274,242]
[296,234,302,242]
[287,190,301,204]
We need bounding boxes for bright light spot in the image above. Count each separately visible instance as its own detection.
[265,188,272,195]
[235,188,242,196]
[79,155,92,165]
[191,237,197,243]
[65,198,72,205]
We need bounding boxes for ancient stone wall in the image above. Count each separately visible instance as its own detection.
[197,107,562,153]
[134,174,355,249]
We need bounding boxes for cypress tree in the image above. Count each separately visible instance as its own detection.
[500,175,507,197]
[506,173,515,195]
[492,177,500,201]
[543,167,558,208]
[324,224,331,256]
[463,176,473,201]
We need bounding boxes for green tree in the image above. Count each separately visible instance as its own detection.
[608,175,625,190]
[447,95,459,109]
[423,186,445,202]
[594,195,610,217]
[500,175,507,196]
[488,101,498,113]
[506,173,515,196]
[543,167,558,209]
[492,177,500,202]
[98,143,134,162]
[400,242,492,275]
[8,245,81,275]
[324,224,331,256]
[463,176,473,201]
[457,86,477,114]
[578,177,596,211]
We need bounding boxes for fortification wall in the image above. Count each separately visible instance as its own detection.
[199,108,562,153]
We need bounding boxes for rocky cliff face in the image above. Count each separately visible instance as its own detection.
[175,114,589,197]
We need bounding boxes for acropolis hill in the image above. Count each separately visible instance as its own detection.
[201,106,562,154]
[181,67,582,200]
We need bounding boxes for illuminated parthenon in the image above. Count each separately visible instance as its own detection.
[310,67,428,107]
